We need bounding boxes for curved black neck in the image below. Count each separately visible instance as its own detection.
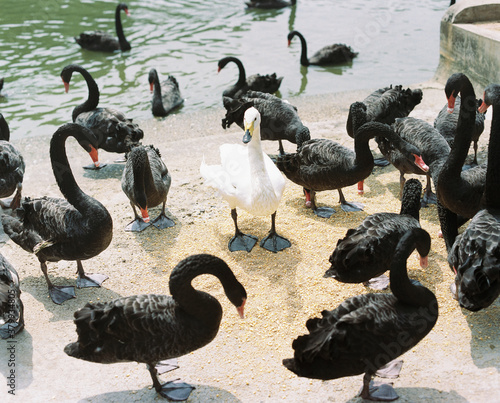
[226,57,246,87]
[50,124,98,215]
[115,5,130,51]
[169,254,244,324]
[150,71,167,116]
[290,31,309,66]
[390,229,436,308]
[66,66,100,122]
[485,101,500,207]
[0,114,10,141]
[444,77,477,177]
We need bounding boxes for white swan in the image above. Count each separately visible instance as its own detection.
[200,107,290,253]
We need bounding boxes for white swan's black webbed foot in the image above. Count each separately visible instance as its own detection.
[152,213,175,230]
[313,206,336,218]
[49,285,76,304]
[340,201,364,213]
[363,274,390,290]
[229,233,258,252]
[155,359,179,375]
[83,162,107,170]
[76,273,109,288]
[125,218,151,232]
[260,232,291,253]
[158,379,195,401]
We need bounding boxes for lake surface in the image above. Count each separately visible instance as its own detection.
[0,0,449,139]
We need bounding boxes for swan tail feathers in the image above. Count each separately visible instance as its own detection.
[200,159,237,197]
[1,214,42,254]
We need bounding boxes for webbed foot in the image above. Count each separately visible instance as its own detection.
[340,201,364,212]
[374,157,390,167]
[49,285,76,304]
[313,206,336,218]
[364,274,389,290]
[76,273,109,288]
[260,232,291,253]
[229,233,258,252]
[365,380,399,401]
[156,359,179,375]
[152,214,175,230]
[83,162,107,170]
[158,379,195,401]
[375,359,403,379]
[125,218,151,232]
[0,322,24,339]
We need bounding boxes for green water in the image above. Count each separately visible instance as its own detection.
[0,0,449,139]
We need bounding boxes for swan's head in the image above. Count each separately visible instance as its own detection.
[242,107,261,144]
[148,69,157,92]
[479,83,500,114]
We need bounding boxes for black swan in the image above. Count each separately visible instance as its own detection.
[61,64,144,169]
[1,123,113,304]
[201,107,291,253]
[325,178,424,290]
[148,68,184,117]
[276,104,428,218]
[246,0,296,9]
[378,116,449,205]
[221,90,310,155]
[64,253,247,401]
[283,227,438,401]
[447,83,500,311]
[121,145,175,232]
[434,96,486,167]
[287,30,357,67]
[75,2,131,52]
[0,113,25,210]
[346,85,423,138]
[436,73,486,251]
[0,253,24,339]
[217,56,283,99]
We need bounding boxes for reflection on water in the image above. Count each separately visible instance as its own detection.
[0,0,448,139]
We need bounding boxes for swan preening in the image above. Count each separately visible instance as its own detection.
[64,254,247,401]
[75,2,132,52]
[201,107,290,253]
[284,228,438,401]
[1,123,113,304]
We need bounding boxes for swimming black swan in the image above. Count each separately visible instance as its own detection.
[434,96,485,166]
[246,0,296,9]
[1,123,113,304]
[276,104,428,218]
[287,30,357,67]
[217,56,283,99]
[325,178,424,290]
[378,116,449,205]
[0,253,24,339]
[0,113,25,210]
[283,227,437,401]
[436,73,486,251]
[64,253,247,401]
[148,68,184,117]
[201,107,291,253]
[222,90,310,155]
[75,2,131,52]
[447,83,500,311]
[121,145,175,232]
[61,64,144,169]
[346,85,424,138]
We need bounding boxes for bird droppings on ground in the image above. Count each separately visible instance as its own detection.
[0,82,499,402]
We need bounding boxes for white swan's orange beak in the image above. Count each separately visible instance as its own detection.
[89,145,100,168]
[140,208,150,223]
